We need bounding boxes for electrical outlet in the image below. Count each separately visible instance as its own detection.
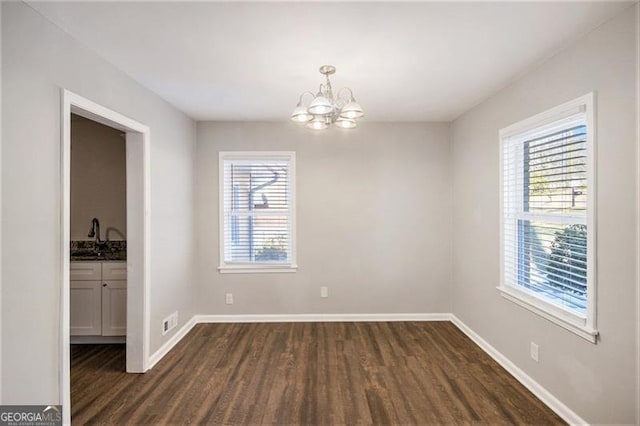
[225,293,234,305]
[320,286,328,298]
[530,342,539,362]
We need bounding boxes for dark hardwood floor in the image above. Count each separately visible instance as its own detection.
[71,322,564,425]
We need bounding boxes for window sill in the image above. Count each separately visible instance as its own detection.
[218,264,298,274]
[497,285,598,343]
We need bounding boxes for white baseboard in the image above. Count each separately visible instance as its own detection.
[449,315,588,426]
[194,313,451,323]
[147,315,197,370]
[144,312,585,425]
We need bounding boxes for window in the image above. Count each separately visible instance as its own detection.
[499,94,597,342]
[218,152,297,273]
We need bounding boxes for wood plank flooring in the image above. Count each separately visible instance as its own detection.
[71,322,564,425]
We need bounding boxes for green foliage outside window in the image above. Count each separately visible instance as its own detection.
[255,236,288,262]
[546,224,587,297]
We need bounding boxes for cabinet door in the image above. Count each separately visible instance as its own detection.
[102,280,127,336]
[70,281,102,336]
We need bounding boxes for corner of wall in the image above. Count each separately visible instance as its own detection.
[630,4,640,424]
[190,119,199,324]
[446,120,456,316]
[192,121,205,318]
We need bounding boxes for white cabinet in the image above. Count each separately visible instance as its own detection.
[102,280,127,336]
[70,261,127,337]
[70,281,102,335]
[100,262,128,335]
[103,262,127,280]
[70,262,101,280]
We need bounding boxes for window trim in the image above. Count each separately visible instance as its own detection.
[218,151,297,274]
[498,93,598,343]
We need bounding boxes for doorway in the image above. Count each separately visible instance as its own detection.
[60,90,151,425]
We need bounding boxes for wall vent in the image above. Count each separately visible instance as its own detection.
[162,311,178,335]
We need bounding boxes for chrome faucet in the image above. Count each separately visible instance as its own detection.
[87,218,106,247]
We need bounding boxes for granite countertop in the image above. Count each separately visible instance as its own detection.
[71,254,127,262]
[71,240,126,262]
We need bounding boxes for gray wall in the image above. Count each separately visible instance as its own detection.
[450,6,637,424]
[1,1,638,422]
[196,122,452,316]
[1,2,197,403]
[71,115,127,241]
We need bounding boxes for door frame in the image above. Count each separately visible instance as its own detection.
[60,89,151,425]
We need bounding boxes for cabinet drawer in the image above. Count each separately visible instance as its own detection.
[70,262,101,281]
[103,262,127,280]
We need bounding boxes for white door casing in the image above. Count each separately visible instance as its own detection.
[61,89,151,426]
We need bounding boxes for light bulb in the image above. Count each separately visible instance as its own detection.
[335,118,357,129]
[306,119,328,130]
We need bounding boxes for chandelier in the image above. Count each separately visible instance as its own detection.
[291,65,364,130]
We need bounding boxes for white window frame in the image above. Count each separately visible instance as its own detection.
[218,151,297,274]
[498,93,598,343]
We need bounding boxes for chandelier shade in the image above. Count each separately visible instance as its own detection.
[308,95,333,115]
[290,105,313,123]
[339,101,364,119]
[291,65,363,130]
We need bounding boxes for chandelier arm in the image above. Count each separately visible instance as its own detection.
[298,91,315,106]
[336,87,354,102]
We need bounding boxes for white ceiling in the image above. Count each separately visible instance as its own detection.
[30,1,631,122]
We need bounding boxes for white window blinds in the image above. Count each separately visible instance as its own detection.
[502,111,589,316]
[220,153,295,268]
